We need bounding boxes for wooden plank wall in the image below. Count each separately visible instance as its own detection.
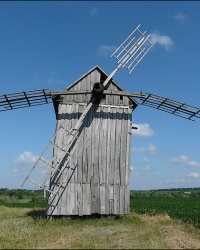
[47,103,132,216]
[46,68,134,217]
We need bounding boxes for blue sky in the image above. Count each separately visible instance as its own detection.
[0,1,200,190]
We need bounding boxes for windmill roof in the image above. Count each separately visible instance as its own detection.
[64,65,138,106]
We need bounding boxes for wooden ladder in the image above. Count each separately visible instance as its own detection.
[21,124,88,196]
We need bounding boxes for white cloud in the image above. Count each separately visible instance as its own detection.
[132,123,154,137]
[150,31,174,51]
[89,7,98,16]
[132,143,157,155]
[187,172,200,178]
[98,45,117,57]
[173,13,188,23]
[142,157,150,163]
[187,161,200,167]
[167,172,200,185]
[142,165,151,171]
[13,151,38,167]
[171,155,189,163]
[171,155,200,167]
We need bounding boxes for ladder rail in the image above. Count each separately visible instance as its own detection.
[22,122,89,194]
[21,137,55,187]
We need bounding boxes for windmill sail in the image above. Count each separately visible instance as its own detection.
[111,24,154,74]
[0,89,52,112]
[138,93,200,121]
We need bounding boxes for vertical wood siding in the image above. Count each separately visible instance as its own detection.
[47,67,134,217]
[47,103,132,216]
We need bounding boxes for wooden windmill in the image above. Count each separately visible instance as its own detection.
[1,25,200,218]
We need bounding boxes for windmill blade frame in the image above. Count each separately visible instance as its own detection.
[0,89,52,112]
[138,92,200,121]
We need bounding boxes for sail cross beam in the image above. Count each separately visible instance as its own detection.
[0,89,52,111]
[139,93,200,121]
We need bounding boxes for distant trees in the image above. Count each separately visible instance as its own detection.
[0,188,46,204]
[130,188,200,198]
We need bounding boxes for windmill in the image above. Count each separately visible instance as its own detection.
[1,24,200,218]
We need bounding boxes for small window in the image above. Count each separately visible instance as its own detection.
[120,95,123,101]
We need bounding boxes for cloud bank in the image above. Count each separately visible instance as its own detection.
[150,31,174,51]
[132,123,154,137]
[172,13,188,23]
[132,143,157,155]
[171,155,200,167]
[13,151,38,167]
[98,45,117,57]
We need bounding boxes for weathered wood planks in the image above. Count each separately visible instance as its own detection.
[47,66,135,217]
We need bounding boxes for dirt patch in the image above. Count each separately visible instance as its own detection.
[136,213,200,249]
[136,213,171,222]
[163,227,200,249]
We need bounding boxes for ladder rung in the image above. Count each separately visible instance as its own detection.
[28,178,55,194]
[51,142,78,160]
[28,178,44,188]
[40,157,53,167]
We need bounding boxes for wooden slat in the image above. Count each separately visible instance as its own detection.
[109,184,114,214]
[125,108,132,185]
[109,107,116,185]
[119,185,124,214]
[86,74,91,103]
[124,184,130,214]
[86,107,93,183]
[77,105,84,184]
[114,109,122,185]
[82,184,91,215]
[66,182,71,215]
[77,183,83,216]
[114,184,120,214]
[101,107,107,184]
[106,106,111,184]
[74,104,79,184]
[94,107,100,184]
[90,176,100,214]
[100,183,106,214]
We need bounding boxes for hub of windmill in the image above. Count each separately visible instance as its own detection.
[92,82,105,103]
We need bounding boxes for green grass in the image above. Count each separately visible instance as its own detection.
[17,198,31,203]
[1,206,200,249]
[2,201,46,208]
[2,195,200,229]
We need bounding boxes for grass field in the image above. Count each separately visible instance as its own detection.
[0,205,200,249]
[1,189,200,249]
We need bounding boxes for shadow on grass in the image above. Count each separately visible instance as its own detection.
[26,209,46,220]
